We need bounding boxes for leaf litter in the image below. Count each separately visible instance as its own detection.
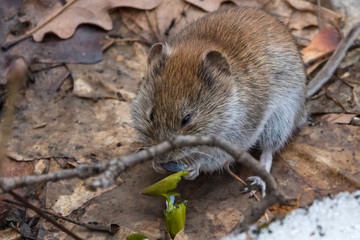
[0,0,360,239]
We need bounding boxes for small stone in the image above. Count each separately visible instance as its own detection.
[34,159,50,175]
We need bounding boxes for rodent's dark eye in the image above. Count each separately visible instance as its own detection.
[149,110,154,121]
[181,114,191,127]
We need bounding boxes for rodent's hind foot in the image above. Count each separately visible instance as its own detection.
[183,163,200,180]
[246,176,266,198]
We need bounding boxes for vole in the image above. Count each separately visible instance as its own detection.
[131,7,307,194]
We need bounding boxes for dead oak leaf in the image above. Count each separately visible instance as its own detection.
[301,26,342,65]
[184,0,262,12]
[33,0,163,42]
[286,0,341,28]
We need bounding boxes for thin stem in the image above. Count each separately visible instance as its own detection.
[8,190,83,240]
[2,0,78,49]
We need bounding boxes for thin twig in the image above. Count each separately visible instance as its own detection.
[50,67,70,92]
[109,37,149,44]
[8,190,83,240]
[223,162,260,201]
[0,162,108,193]
[307,20,360,97]
[1,135,287,231]
[2,0,78,50]
[1,198,119,233]
[317,0,322,29]
[224,162,272,222]
[0,135,283,197]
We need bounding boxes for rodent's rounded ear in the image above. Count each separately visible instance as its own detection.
[202,50,231,76]
[148,43,171,66]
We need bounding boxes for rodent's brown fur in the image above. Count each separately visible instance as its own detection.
[131,7,307,180]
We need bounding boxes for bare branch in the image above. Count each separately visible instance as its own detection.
[317,0,322,29]
[89,135,280,194]
[1,135,288,231]
[307,20,360,97]
[0,163,108,193]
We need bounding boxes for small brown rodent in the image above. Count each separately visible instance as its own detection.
[131,7,307,193]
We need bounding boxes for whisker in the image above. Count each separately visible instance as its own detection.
[118,136,145,143]
[191,150,215,160]
[126,146,149,152]
[179,149,197,165]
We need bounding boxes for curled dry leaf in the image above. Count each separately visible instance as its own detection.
[120,0,206,43]
[32,0,163,42]
[301,26,342,65]
[307,60,360,114]
[156,0,205,41]
[286,0,341,28]
[262,0,293,25]
[185,0,262,12]
[282,0,341,45]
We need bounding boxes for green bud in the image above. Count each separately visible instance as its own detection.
[164,200,187,238]
[142,171,189,196]
[126,233,149,240]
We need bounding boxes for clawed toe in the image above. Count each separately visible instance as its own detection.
[245,176,267,197]
[183,164,200,180]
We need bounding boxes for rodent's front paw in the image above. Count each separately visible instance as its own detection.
[246,176,266,197]
[152,161,168,174]
[183,164,200,180]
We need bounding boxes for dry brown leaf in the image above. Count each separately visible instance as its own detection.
[339,49,360,69]
[6,90,138,163]
[18,0,63,31]
[174,229,190,240]
[46,163,116,216]
[120,9,157,43]
[261,0,319,45]
[0,228,21,240]
[331,0,360,34]
[282,0,341,45]
[120,0,206,43]
[0,157,34,215]
[280,124,360,190]
[1,26,114,86]
[69,41,146,100]
[307,61,360,114]
[286,0,341,28]
[301,27,342,64]
[262,0,293,25]
[185,0,262,12]
[289,11,318,30]
[317,113,357,124]
[32,0,163,42]
[156,0,205,40]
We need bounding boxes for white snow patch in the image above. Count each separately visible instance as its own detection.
[222,191,360,240]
